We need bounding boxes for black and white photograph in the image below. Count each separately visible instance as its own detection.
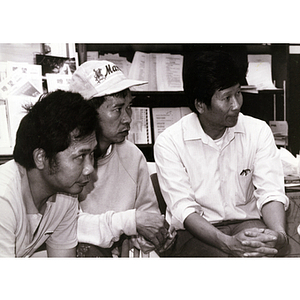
[1,2,299,299]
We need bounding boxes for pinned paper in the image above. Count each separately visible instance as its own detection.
[246,54,277,90]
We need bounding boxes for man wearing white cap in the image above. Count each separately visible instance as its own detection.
[70,60,175,257]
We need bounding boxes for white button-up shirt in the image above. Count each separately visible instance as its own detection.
[154,113,289,230]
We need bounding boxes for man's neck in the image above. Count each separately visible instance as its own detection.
[97,140,112,158]
[199,118,226,140]
[27,169,54,214]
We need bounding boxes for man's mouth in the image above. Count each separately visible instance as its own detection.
[77,181,89,187]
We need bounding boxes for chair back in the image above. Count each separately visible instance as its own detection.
[150,173,167,214]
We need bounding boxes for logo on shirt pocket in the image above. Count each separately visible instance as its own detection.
[240,168,251,176]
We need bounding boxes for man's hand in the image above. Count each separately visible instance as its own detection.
[241,228,288,257]
[156,225,177,254]
[135,211,169,250]
[225,228,285,257]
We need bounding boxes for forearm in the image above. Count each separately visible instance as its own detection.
[261,201,288,247]
[184,213,231,253]
[77,209,137,248]
[261,201,286,233]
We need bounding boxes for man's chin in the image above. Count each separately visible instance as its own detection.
[227,116,239,127]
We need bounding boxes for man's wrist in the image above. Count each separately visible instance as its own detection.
[277,231,288,248]
[218,232,233,254]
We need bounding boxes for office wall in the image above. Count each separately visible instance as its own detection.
[0,43,41,64]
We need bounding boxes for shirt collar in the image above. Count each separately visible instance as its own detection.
[17,163,39,214]
[183,112,245,142]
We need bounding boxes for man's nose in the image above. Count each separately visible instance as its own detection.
[231,95,242,111]
[82,156,94,176]
[121,110,132,123]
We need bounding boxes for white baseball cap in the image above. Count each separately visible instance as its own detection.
[69,60,147,100]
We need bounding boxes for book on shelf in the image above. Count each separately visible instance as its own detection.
[152,107,192,141]
[128,51,184,92]
[87,51,99,61]
[269,121,288,146]
[240,85,259,94]
[127,107,152,144]
[285,175,300,189]
[285,175,300,184]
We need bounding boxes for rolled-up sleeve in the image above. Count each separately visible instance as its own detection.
[252,123,289,213]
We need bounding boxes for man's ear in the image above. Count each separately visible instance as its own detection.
[194,99,205,114]
[33,148,46,170]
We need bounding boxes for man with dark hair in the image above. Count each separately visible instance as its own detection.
[70,60,175,257]
[0,90,98,257]
[154,51,289,257]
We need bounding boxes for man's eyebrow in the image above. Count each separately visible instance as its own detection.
[112,101,125,107]
[76,146,97,154]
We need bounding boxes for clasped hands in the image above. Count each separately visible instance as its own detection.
[135,211,176,254]
[229,227,288,257]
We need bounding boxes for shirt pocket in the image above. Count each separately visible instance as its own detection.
[235,166,255,205]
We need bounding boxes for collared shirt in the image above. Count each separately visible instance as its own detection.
[0,160,78,257]
[154,113,289,230]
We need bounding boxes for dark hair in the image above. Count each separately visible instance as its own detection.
[89,88,131,109]
[183,51,246,113]
[13,90,98,170]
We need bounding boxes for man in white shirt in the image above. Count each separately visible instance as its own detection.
[154,51,289,257]
[0,90,98,257]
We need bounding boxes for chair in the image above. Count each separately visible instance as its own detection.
[150,173,167,214]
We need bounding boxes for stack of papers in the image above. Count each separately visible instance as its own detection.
[128,51,184,92]
[246,54,278,91]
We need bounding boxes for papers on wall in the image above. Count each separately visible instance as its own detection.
[99,53,131,78]
[0,62,8,82]
[0,62,42,154]
[246,54,277,90]
[152,107,192,141]
[128,51,183,92]
[128,51,154,91]
[0,100,11,154]
[156,54,184,91]
[0,63,42,99]
[127,107,152,144]
[6,61,43,95]
[6,95,39,152]
[46,74,72,92]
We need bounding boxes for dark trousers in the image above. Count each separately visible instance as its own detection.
[77,234,128,257]
[160,219,280,257]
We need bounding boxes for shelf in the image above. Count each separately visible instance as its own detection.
[132,91,186,108]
